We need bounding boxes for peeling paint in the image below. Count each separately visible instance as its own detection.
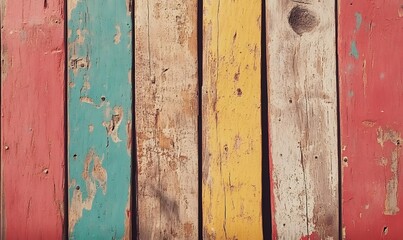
[69,149,108,233]
[114,25,121,44]
[68,0,79,19]
[103,106,123,143]
[377,127,401,215]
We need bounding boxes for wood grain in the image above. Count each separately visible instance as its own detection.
[339,0,403,238]
[134,0,199,239]
[1,0,65,238]
[266,1,339,239]
[67,0,132,238]
[202,1,263,239]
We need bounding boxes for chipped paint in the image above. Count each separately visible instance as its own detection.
[102,106,123,143]
[377,127,401,215]
[69,150,108,233]
[68,0,79,19]
[114,25,121,44]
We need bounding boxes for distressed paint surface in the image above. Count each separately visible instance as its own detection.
[339,0,403,238]
[0,0,65,238]
[266,1,339,239]
[202,1,262,239]
[67,0,132,238]
[134,0,198,239]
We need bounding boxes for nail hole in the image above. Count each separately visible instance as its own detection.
[343,157,348,163]
[73,154,77,160]
[315,156,318,159]
[383,226,388,235]
[76,186,80,190]
[43,168,49,174]
[289,99,293,103]
[397,140,400,145]
[101,96,106,101]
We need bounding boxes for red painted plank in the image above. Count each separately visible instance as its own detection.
[1,0,65,238]
[339,0,403,238]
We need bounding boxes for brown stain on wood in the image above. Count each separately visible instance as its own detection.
[69,149,107,233]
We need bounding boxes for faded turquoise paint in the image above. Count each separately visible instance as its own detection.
[68,0,132,238]
[350,41,359,59]
[355,12,362,31]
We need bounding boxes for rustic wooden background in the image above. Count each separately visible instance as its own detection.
[1,0,402,239]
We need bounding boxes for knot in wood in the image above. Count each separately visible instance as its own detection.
[288,5,319,35]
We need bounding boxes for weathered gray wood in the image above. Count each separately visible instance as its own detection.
[266,1,339,239]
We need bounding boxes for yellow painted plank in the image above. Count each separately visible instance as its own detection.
[202,1,262,239]
[135,0,199,239]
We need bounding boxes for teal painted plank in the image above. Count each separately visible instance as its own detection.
[67,0,132,238]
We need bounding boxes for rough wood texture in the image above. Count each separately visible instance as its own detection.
[0,0,65,238]
[134,0,198,239]
[202,1,262,239]
[67,0,132,238]
[266,1,339,239]
[339,1,403,238]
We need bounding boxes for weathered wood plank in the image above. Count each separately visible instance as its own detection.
[134,0,198,239]
[202,1,262,239]
[266,1,339,239]
[67,0,132,238]
[1,0,65,238]
[339,1,403,238]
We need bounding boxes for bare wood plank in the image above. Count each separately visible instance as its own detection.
[202,1,263,239]
[266,1,339,238]
[1,0,65,238]
[67,0,133,238]
[134,0,199,239]
[339,1,403,238]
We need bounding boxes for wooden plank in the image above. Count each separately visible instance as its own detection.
[134,0,198,239]
[339,1,403,238]
[202,1,262,239]
[266,1,339,239]
[1,0,65,238]
[67,0,132,238]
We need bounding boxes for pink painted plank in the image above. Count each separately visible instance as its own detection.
[339,0,403,238]
[1,0,65,238]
